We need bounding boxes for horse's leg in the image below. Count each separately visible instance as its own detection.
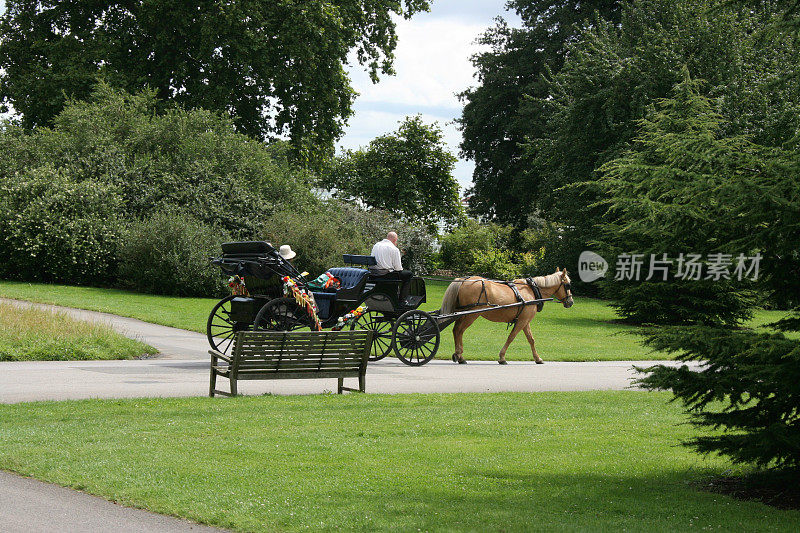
[498,320,526,365]
[451,314,479,364]
[522,322,544,364]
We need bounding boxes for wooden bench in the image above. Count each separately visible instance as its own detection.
[209,330,373,397]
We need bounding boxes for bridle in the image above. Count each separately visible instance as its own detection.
[551,278,573,304]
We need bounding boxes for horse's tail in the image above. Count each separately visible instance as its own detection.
[440,278,464,315]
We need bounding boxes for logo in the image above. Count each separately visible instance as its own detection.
[578,251,608,283]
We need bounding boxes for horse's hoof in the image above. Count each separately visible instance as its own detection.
[451,354,458,363]
[458,359,467,365]
[498,360,508,365]
[535,360,544,365]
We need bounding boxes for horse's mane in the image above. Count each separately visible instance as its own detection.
[531,272,563,289]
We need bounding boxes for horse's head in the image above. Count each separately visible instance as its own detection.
[554,268,574,308]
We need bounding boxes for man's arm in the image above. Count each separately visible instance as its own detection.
[392,247,403,271]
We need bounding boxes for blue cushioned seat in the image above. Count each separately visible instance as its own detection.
[327,267,369,290]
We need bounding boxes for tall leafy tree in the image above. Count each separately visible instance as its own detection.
[327,115,462,228]
[0,0,430,165]
[598,72,800,471]
[457,0,621,224]
[525,0,800,277]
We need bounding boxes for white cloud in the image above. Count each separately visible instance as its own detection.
[339,2,520,191]
[348,17,485,110]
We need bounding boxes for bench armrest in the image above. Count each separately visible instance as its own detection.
[209,349,232,363]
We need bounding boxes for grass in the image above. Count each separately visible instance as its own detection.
[0,391,797,532]
[0,279,791,362]
[0,303,157,361]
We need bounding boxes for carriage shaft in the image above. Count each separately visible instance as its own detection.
[437,297,553,322]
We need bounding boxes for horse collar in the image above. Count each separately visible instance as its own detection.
[525,278,545,312]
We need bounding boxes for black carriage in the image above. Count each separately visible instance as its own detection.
[207,241,554,367]
[207,241,427,363]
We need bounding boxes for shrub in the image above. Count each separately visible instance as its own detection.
[637,324,800,470]
[117,210,231,297]
[0,166,122,284]
[0,84,313,239]
[261,200,435,277]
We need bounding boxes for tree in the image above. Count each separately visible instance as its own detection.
[327,116,462,228]
[0,83,314,237]
[525,0,800,288]
[457,0,621,224]
[0,0,430,165]
[598,73,800,471]
[592,72,760,326]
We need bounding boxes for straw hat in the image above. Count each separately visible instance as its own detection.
[279,245,296,260]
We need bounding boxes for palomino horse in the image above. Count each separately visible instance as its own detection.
[440,268,574,364]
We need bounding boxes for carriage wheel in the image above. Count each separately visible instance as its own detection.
[207,295,250,355]
[350,311,394,361]
[254,298,311,331]
[392,310,440,366]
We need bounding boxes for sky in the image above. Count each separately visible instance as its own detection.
[340,1,521,190]
[0,1,520,190]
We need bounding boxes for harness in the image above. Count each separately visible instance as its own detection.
[451,276,572,325]
[525,278,545,312]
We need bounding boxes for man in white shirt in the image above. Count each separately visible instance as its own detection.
[370,231,413,301]
[371,231,403,274]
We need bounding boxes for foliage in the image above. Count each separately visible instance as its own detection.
[438,219,545,279]
[637,325,800,469]
[606,73,800,470]
[118,210,231,298]
[0,84,311,238]
[592,73,766,326]
[0,165,122,285]
[526,0,800,275]
[0,0,430,164]
[261,200,435,277]
[458,0,622,223]
[0,303,156,361]
[460,0,800,287]
[327,116,462,227]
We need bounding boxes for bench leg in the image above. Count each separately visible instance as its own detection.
[337,377,344,394]
[209,369,217,398]
[230,376,238,397]
[359,374,365,393]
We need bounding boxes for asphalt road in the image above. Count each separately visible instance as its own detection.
[0,297,700,403]
[0,471,226,533]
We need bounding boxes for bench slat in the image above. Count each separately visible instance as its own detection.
[210,330,373,397]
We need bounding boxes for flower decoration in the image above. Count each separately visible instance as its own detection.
[331,304,368,331]
[282,276,322,331]
[228,275,248,296]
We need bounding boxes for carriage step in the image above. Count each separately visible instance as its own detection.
[403,295,424,308]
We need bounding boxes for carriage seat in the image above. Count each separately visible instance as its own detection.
[327,267,369,290]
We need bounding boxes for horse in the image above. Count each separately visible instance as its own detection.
[440,268,574,364]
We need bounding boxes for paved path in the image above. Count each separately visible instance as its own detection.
[0,471,226,532]
[0,297,699,403]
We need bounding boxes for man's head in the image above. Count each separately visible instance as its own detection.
[386,231,398,245]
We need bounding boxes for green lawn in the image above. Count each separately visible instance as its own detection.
[0,280,791,361]
[0,391,796,532]
[0,302,156,361]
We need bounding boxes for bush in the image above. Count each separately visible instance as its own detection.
[0,84,313,239]
[637,325,800,470]
[261,200,435,277]
[0,166,122,284]
[117,210,231,297]
[438,219,546,279]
